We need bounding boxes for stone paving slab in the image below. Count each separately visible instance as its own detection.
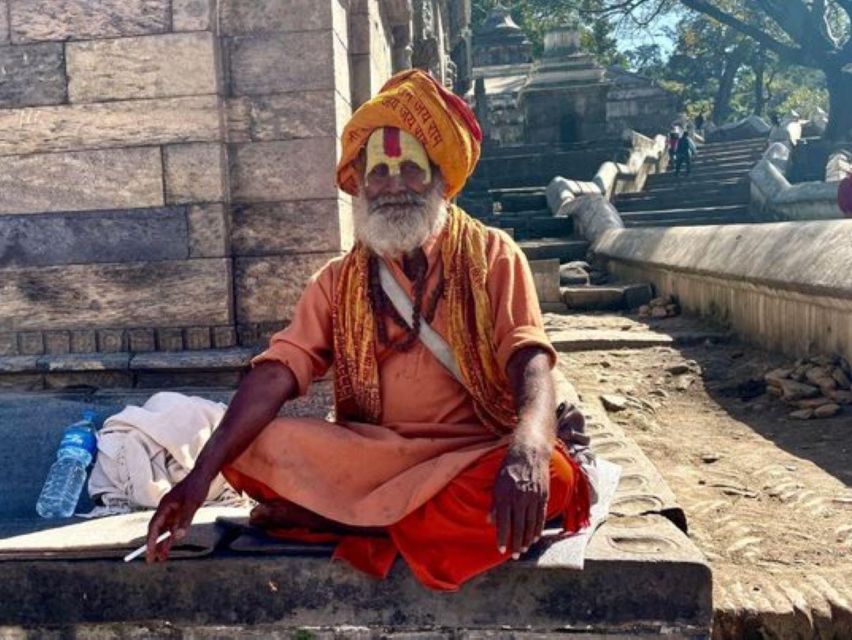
[549,328,731,352]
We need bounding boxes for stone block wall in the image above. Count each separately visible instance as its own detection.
[0,0,355,358]
[222,0,353,347]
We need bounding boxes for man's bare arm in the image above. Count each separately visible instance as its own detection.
[145,360,297,562]
[492,346,556,557]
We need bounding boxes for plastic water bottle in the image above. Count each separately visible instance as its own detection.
[36,410,98,518]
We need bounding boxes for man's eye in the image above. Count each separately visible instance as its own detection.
[369,164,389,179]
[400,161,424,179]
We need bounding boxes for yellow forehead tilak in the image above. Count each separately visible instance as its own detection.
[365,127,432,182]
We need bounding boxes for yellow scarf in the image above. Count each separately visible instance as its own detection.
[332,206,517,434]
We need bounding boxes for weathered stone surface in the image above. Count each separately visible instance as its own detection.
[0,373,43,391]
[0,259,232,330]
[814,403,841,418]
[228,31,335,96]
[213,326,237,349]
[157,328,184,352]
[19,332,44,355]
[131,348,254,370]
[0,96,221,157]
[44,331,70,355]
[0,334,16,356]
[230,138,337,202]
[529,259,561,303]
[134,370,242,388]
[97,330,127,353]
[235,254,338,324]
[601,393,627,412]
[128,329,156,353]
[188,204,230,258]
[0,355,39,373]
[0,43,66,108]
[164,143,227,204]
[0,208,188,267]
[231,199,343,255]
[0,0,9,43]
[9,0,169,42]
[172,0,215,32]
[185,327,212,350]
[246,91,340,141]
[70,330,96,353]
[230,139,338,202]
[38,353,130,372]
[220,0,330,35]
[0,148,164,216]
[778,379,821,402]
[45,371,133,389]
[67,32,218,103]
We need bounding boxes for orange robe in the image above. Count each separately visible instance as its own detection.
[223,227,589,590]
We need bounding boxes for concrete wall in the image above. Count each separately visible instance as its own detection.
[0,0,355,357]
[594,222,852,363]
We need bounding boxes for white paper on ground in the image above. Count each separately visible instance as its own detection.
[535,457,622,569]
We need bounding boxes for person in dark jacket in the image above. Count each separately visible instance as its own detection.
[675,131,697,176]
[667,130,680,171]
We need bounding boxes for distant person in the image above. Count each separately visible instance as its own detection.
[694,112,705,135]
[676,131,697,177]
[839,171,852,218]
[667,130,680,171]
[770,111,781,127]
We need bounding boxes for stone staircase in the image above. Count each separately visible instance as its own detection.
[459,140,653,313]
[613,138,767,227]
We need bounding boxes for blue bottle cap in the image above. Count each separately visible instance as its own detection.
[82,410,97,424]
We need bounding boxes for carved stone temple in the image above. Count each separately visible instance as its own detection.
[469,6,678,146]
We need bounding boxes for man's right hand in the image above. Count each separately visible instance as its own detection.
[145,473,209,563]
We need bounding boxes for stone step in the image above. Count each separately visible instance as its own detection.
[624,215,756,228]
[560,282,653,312]
[496,192,549,212]
[616,192,749,213]
[0,387,710,635]
[0,348,256,392]
[616,179,748,200]
[496,216,573,239]
[619,204,752,224]
[519,238,589,263]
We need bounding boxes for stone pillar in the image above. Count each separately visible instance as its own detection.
[222,0,354,346]
[349,0,396,109]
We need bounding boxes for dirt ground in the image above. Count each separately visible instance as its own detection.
[549,312,852,640]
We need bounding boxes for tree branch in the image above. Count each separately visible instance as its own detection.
[679,0,805,63]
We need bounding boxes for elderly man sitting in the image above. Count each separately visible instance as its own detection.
[146,70,590,591]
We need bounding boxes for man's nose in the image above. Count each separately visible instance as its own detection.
[382,172,407,194]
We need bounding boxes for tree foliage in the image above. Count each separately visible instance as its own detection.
[595,0,852,139]
[471,0,625,63]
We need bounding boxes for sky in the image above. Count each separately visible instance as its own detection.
[614,11,678,57]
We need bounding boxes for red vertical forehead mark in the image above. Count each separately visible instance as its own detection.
[383,127,402,157]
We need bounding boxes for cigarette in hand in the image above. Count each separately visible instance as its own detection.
[123,531,171,563]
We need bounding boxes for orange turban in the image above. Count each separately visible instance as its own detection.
[336,69,482,199]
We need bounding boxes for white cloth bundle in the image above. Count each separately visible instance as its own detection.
[87,391,242,513]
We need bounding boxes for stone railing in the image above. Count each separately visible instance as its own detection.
[593,220,852,363]
[544,130,666,243]
[545,130,668,208]
[751,121,844,221]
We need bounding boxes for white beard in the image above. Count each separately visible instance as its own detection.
[354,177,448,258]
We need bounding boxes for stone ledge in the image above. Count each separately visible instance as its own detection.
[0,348,257,391]
[594,222,852,363]
[0,515,710,632]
